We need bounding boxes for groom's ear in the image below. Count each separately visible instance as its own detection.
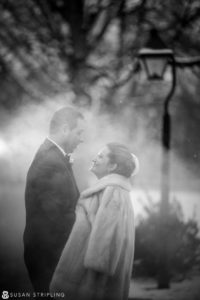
[62,124,70,134]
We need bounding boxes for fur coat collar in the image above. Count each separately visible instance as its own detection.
[79,173,134,276]
[81,173,132,199]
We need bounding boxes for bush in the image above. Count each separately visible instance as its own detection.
[133,196,200,280]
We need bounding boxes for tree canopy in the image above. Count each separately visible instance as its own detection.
[0,0,200,172]
[1,0,200,106]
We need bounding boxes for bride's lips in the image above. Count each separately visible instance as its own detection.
[90,162,96,171]
[91,161,97,169]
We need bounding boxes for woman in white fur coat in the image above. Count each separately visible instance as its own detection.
[50,143,139,300]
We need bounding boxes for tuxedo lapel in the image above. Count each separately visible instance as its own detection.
[42,138,71,168]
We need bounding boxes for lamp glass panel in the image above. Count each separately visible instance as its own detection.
[163,64,172,82]
[145,57,168,79]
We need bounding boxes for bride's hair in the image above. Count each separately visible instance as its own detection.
[107,143,139,178]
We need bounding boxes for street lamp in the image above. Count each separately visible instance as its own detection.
[138,28,177,289]
[138,29,175,81]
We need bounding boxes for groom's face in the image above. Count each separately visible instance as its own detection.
[62,118,85,153]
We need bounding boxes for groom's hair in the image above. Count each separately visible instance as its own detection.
[49,106,83,135]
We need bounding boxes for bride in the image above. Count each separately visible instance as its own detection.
[50,142,139,300]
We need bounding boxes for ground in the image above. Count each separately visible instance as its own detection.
[129,276,200,300]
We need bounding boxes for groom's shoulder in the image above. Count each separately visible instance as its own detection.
[30,139,62,169]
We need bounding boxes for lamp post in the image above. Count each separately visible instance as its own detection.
[138,29,176,288]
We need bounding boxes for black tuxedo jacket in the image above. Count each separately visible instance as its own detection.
[23,139,80,291]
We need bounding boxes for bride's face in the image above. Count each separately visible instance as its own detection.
[90,146,116,179]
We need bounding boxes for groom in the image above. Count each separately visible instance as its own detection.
[23,106,84,292]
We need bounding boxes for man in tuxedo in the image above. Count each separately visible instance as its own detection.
[23,106,84,292]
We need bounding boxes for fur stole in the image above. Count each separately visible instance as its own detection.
[79,174,134,275]
[81,173,132,199]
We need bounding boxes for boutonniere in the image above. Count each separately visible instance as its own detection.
[64,154,74,165]
[69,156,74,164]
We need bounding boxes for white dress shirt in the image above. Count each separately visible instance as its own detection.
[47,137,73,164]
[47,137,67,156]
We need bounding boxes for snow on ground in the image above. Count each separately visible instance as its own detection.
[129,277,200,300]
